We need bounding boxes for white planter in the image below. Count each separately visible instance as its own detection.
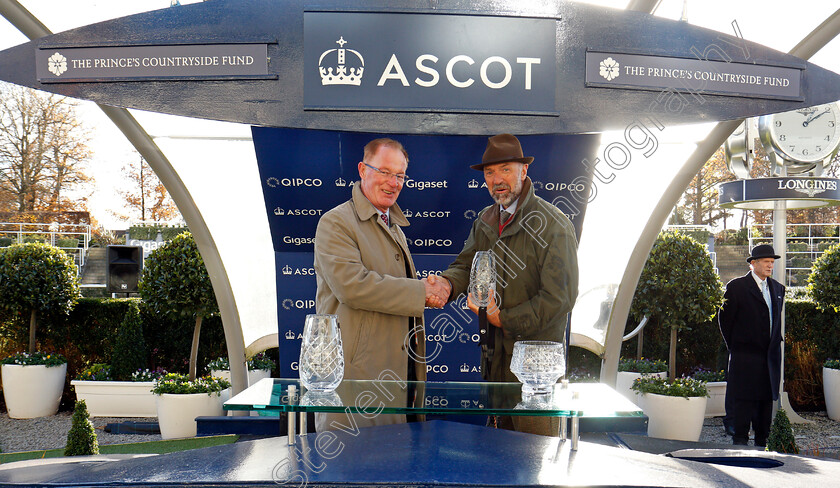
[639,392,708,441]
[71,380,156,417]
[1,363,67,419]
[704,381,727,418]
[155,390,227,439]
[210,368,271,386]
[824,367,840,421]
[615,371,666,405]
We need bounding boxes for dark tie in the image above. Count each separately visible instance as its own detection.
[500,210,511,224]
[381,213,389,227]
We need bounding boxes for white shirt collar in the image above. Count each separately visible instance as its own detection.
[751,270,767,289]
[501,199,519,216]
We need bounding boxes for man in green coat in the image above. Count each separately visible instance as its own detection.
[434,133,579,435]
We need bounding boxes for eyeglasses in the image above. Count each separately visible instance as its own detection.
[364,162,408,183]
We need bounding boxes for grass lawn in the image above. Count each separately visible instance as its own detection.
[0,435,239,464]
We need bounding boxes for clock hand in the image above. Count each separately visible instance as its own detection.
[803,108,830,127]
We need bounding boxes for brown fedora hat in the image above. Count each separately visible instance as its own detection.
[470,133,534,171]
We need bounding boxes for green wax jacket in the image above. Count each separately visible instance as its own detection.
[441,177,579,381]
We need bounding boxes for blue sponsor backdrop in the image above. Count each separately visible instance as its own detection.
[253,128,599,381]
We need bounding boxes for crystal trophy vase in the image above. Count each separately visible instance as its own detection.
[299,314,344,393]
[510,341,566,395]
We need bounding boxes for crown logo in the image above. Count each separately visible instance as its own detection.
[319,37,364,86]
[285,330,296,340]
[274,207,285,216]
[461,399,471,408]
[282,265,293,275]
[403,209,413,218]
[335,177,346,187]
[460,363,470,373]
[468,179,479,189]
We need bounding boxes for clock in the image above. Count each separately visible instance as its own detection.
[758,102,840,172]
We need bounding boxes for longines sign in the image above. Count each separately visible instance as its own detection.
[719,177,840,209]
[36,44,269,82]
[303,12,557,114]
[585,51,802,100]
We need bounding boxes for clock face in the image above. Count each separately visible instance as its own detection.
[767,103,840,163]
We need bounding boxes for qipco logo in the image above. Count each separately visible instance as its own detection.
[408,238,453,248]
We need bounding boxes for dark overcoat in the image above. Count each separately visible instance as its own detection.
[718,272,785,401]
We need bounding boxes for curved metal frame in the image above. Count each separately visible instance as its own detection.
[0,0,250,400]
[601,7,840,385]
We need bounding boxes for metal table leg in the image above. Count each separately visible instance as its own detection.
[287,411,296,445]
[559,416,568,440]
[299,410,307,435]
[571,417,579,451]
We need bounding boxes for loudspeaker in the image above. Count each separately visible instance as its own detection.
[107,245,143,293]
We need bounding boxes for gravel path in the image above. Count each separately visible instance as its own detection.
[1,412,162,453]
[3,410,840,455]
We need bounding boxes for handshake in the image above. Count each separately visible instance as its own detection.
[422,274,451,308]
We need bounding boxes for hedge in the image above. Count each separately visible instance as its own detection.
[0,297,228,412]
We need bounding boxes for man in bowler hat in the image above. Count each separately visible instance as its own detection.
[718,244,785,447]
[431,133,579,436]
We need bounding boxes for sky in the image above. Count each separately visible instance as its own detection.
[1,0,840,229]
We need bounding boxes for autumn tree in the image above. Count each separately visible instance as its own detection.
[672,146,735,228]
[118,154,179,222]
[0,83,91,213]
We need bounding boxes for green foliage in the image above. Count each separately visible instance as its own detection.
[56,238,78,248]
[631,231,724,380]
[131,368,168,382]
[766,408,799,454]
[785,299,840,410]
[206,352,276,372]
[790,256,812,269]
[1,351,66,366]
[64,400,99,456]
[75,363,112,381]
[0,243,81,352]
[248,351,276,370]
[808,242,840,312]
[128,224,188,241]
[618,357,667,373]
[139,232,217,320]
[630,375,708,398]
[825,359,840,370]
[151,373,230,395]
[631,231,724,332]
[139,232,218,380]
[0,237,12,247]
[715,228,748,246]
[788,242,808,252]
[690,367,726,382]
[110,301,147,381]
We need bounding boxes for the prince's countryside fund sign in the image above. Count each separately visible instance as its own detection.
[36,44,269,82]
[586,51,802,100]
[304,12,556,114]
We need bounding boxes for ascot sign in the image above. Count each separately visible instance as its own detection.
[303,12,556,114]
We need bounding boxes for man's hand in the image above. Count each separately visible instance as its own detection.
[467,291,502,328]
[423,274,451,308]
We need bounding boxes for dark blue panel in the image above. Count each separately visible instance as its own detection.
[258,129,598,381]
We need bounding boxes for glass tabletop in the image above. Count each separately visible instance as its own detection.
[224,378,644,418]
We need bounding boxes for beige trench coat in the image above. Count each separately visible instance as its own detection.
[313,183,427,384]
